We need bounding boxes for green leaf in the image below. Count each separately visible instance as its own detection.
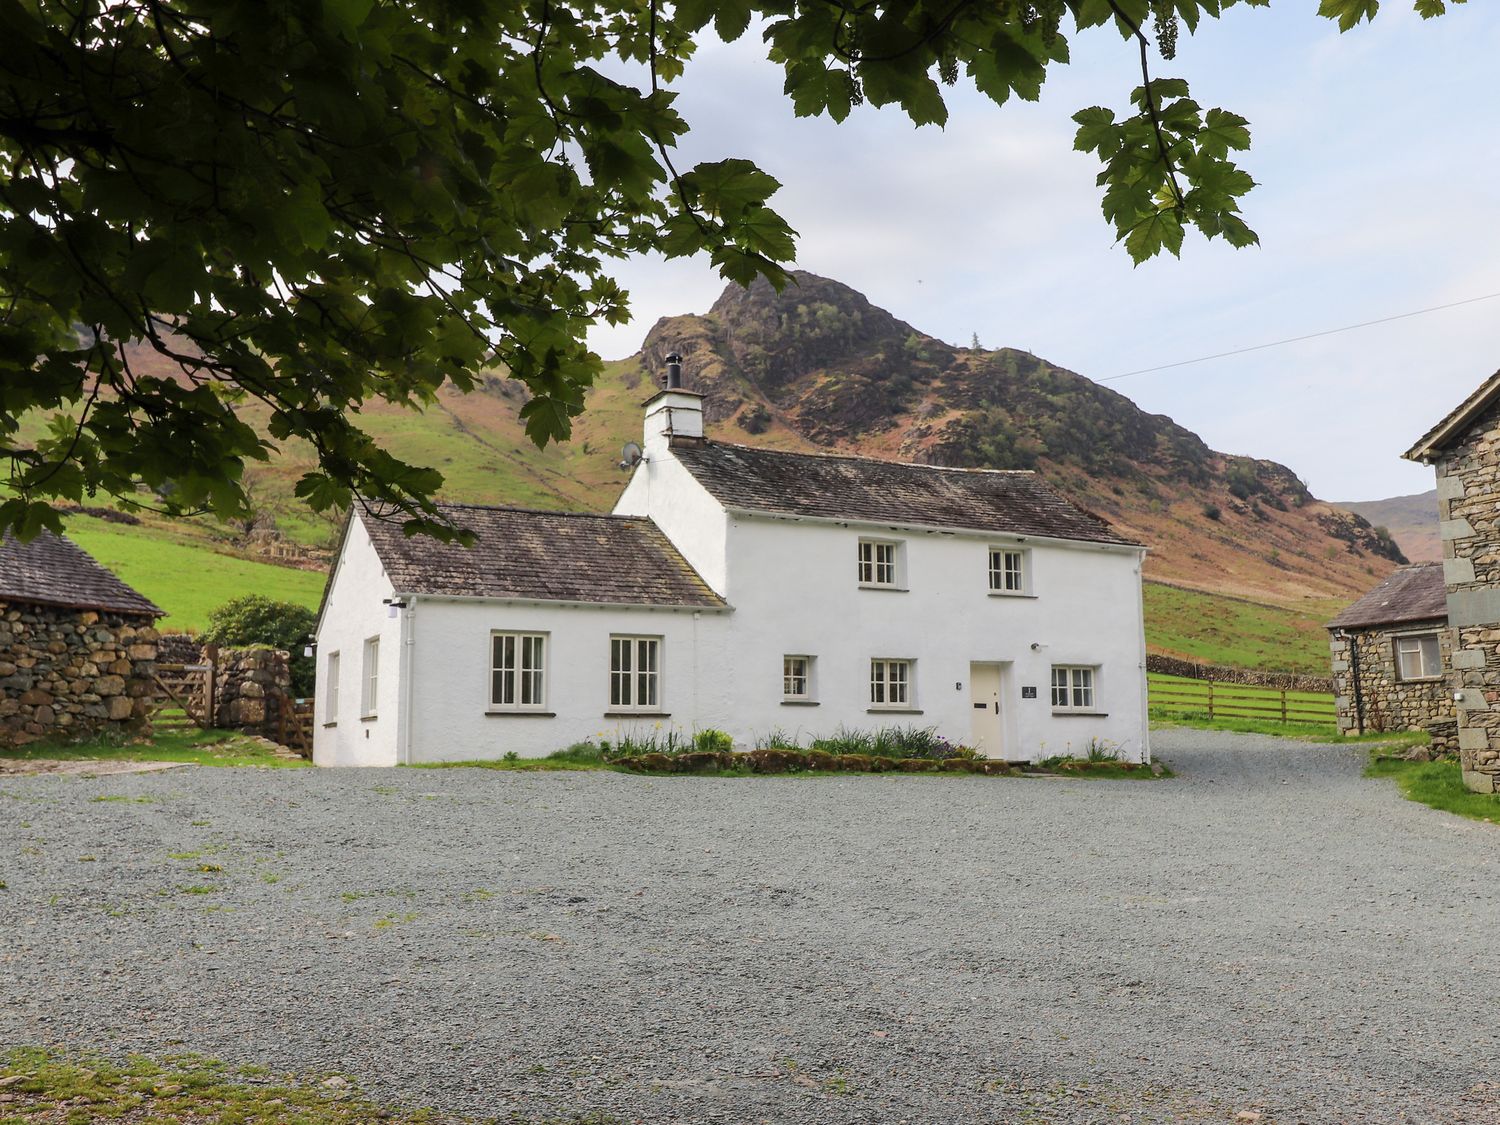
[1124,210,1185,263]
[1317,0,1381,30]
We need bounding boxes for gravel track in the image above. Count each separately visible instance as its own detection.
[3,729,1499,1124]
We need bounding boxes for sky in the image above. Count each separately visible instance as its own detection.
[582,4,1500,503]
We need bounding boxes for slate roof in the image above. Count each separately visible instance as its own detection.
[1326,562,1448,630]
[1405,368,1500,462]
[0,531,161,617]
[667,439,1140,546]
[359,505,726,609]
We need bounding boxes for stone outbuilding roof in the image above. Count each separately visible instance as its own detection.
[667,439,1140,547]
[360,504,726,609]
[1404,368,1500,462]
[0,531,161,617]
[1326,562,1448,631]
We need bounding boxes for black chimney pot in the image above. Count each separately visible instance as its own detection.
[665,352,683,390]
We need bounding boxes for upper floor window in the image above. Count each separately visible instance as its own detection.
[1394,633,1441,681]
[492,632,547,710]
[989,548,1029,594]
[870,658,913,709]
[610,635,661,711]
[361,637,380,717]
[858,539,901,587]
[1051,665,1095,712]
[783,655,815,701]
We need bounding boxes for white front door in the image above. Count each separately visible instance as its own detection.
[969,662,1003,758]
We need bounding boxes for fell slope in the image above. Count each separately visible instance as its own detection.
[1336,490,1440,563]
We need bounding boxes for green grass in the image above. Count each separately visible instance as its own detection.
[1144,581,1332,675]
[0,1047,477,1124]
[61,512,325,631]
[1151,712,1428,746]
[1365,754,1500,823]
[0,726,308,768]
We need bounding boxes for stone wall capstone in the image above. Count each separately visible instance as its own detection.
[1328,620,1454,744]
[0,599,158,746]
[212,647,293,736]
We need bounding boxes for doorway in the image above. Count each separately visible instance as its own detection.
[969,662,1004,758]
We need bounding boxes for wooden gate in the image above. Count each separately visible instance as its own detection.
[151,645,218,731]
[272,691,315,758]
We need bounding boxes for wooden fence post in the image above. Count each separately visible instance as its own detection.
[1281,689,1288,723]
[1207,679,1215,721]
[203,643,219,728]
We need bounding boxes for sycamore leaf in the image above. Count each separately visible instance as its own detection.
[1317,0,1381,30]
[1124,210,1185,263]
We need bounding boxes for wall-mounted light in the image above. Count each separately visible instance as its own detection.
[382,598,408,619]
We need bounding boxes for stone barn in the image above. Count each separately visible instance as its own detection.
[1405,368,1500,792]
[0,531,162,746]
[1327,562,1455,749]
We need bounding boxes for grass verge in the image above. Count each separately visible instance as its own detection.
[1149,713,1428,747]
[0,1047,471,1124]
[0,727,308,768]
[1365,755,1500,824]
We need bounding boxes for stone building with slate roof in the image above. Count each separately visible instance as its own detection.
[1405,367,1500,791]
[314,361,1149,766]
[0,531,162,745]
[1326,563,1454,747]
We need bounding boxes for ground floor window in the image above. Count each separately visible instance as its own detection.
[1394,633,1441,681]
[361,637,379,717]
[324,651,340,723]
[610,636,660,710]
[870,658,912,708]
[783,655,814,701]
[1051,665,1096,711]
[491,632,547,709]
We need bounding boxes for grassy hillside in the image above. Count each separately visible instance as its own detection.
[63,514,325,632]
[1143,582,1333,675]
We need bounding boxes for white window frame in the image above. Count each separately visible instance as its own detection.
[869,658,914,710]
[988,547,1029,595]
[361,637,380,718]
[1393,632,1442,682]
[857,538,902,589]
[1050,665,1097,712]
[783,655,816,702]
[610,635,662,712]
[490,631,548,711]
[324,651,340,725]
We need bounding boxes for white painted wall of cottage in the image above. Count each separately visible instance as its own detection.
[395,599,733,763]
[717,513,1150,762]
[613,440,729,594]
[313,515,403,767]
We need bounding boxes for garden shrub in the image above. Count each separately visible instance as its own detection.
[202,594,317,695]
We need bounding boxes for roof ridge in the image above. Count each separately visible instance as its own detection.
[696,438,1037,475]
[418,502,644,521]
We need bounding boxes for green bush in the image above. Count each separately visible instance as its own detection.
[201,594,317,695]
[610,728,734,758]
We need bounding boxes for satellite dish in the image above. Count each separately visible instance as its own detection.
[618,441,644,471]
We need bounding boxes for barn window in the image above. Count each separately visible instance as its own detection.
[1394,633,1442,681]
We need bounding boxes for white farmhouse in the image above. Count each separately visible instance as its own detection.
[313,361,1150,766]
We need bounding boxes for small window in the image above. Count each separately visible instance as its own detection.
[870,658,913,708]
[1395,633,1442,681]
[324,651,340,724]
[1050,665,1096,711]
[610,635,661,711]
[491,632,547,710]
[858,539,900,587]
[783,655,815,701]
[988,548,1028,594]
[361,637,380,717]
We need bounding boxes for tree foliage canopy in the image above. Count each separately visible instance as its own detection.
[0,0,1454,540]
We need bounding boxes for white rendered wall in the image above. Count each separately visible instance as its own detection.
[312,515,403,767]
[719,514,1150,762]
[399,598,733,763]
[613,449,729,595]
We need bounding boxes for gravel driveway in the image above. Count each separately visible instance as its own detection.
[3,729,1498,1124]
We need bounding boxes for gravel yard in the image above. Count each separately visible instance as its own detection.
[3,729,1499,1124]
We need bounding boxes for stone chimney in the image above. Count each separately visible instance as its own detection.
[642,352,704,454]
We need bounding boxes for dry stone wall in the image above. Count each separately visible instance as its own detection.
[1328,622,1454,746]
[1146,653,1332,693]
[0,599,158,746]
[212,647,292,733]
[1432,395,1500,791]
